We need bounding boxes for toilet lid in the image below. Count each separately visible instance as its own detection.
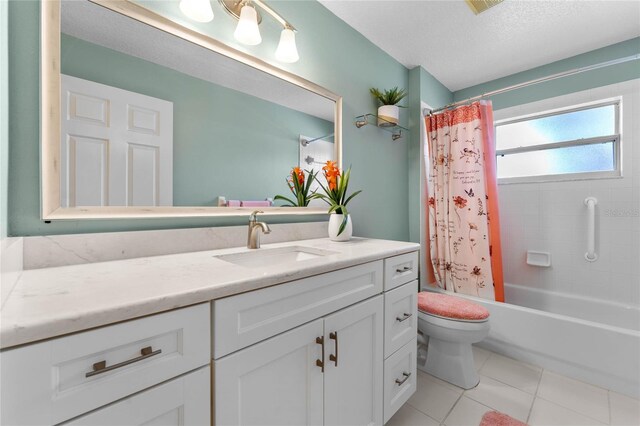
[418,292,490,321]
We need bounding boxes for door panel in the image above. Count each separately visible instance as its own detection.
[215,319,324,426]
[324,296,384,426]
[66,135,109,206]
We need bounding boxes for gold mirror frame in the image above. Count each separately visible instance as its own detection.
[41,0,342,220]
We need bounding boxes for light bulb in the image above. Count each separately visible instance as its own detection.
[275,28,299,63]
[234,5,262,45]
[179,0,214,23]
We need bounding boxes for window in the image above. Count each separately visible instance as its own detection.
[495,101,620,182]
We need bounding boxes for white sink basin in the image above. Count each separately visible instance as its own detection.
[215,246,338,268]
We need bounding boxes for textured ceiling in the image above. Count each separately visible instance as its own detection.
[319,0,640,91]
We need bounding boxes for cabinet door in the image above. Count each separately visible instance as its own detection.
[324,296,384,426]
[215,319,324,426]
[62,366,210,425]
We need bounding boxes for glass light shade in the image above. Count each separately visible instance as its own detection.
[234,5,262,45]
[179,0,214,23]
[275,28,299,63]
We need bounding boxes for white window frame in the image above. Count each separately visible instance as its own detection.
[495,98,622,184]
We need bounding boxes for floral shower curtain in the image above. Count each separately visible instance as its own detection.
[424,101,504,302]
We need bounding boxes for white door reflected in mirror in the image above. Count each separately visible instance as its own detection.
[60,75,173,207]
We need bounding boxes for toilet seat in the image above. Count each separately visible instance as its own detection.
[418,291,490,321]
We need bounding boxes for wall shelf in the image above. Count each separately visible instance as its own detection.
[354,114,408,141]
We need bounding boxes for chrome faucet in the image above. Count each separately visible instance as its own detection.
[247,210,271,249]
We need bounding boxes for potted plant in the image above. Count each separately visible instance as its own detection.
[370,86,407,127]
[274,167,318,207]
[313,161,362,241]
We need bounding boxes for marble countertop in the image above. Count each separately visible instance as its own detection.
[0,238,419,349]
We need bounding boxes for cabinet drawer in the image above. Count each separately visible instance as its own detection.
[383,339,417,424]
[62,366,210,425]
[384,251,418,291]
[213,261,383,358]
[0,303,210,426]
[384,280,418,358]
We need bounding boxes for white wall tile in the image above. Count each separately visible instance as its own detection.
[497,80,640,320]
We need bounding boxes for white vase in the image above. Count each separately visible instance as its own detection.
[377,105,399,127]
[328,214,352,241]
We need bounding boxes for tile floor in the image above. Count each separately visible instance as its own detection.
[387,346,640,426]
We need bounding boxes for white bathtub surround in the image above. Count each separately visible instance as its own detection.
[0,237,418,349]
[495,79,640,312]
[22,221,328,269]
[0,237,22,307]
[388,346,640,426]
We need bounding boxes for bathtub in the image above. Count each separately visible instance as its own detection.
[503,283,640,331]
[425,285,640,398]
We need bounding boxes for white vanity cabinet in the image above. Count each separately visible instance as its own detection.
[213,250,419,426]
[0,303,211,426]
[1,241,419,426]
[215,296,384,426]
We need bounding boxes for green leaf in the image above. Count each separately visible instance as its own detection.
[340,167,351,204]
[343,189,362,207]
[370,86,407,106]
[337,205,348,235]
[274,195,297,207]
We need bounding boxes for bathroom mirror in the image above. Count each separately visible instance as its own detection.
[41,0,342,219]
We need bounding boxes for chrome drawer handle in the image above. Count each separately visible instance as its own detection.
[395,372,411,386]
[395,266,411,273]
[396,313,412,322]
[86,346,162,378]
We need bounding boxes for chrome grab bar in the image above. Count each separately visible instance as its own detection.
[584,197,598,262]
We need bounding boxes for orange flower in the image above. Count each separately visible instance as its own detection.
[292,167,304,185]
[323,161,341,191]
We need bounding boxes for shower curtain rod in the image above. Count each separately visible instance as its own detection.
[423,54,640,116]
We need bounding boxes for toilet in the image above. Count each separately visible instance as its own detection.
[417,291,490,389]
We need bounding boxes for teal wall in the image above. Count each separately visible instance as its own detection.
[407,67,452,243]
[453,37,640,110]
[61,34,333,206]
[1,0,7,238]
[7,0,410,238]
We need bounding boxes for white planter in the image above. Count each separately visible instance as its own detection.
[328,214,352,241]
[377,105,399,127]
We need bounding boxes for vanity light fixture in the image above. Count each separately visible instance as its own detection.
[179,0,214,23]
[219,0,299,63]
[233,3,262,45]
[275,27,299,63]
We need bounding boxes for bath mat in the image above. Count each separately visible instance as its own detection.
[479,411,527,426]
